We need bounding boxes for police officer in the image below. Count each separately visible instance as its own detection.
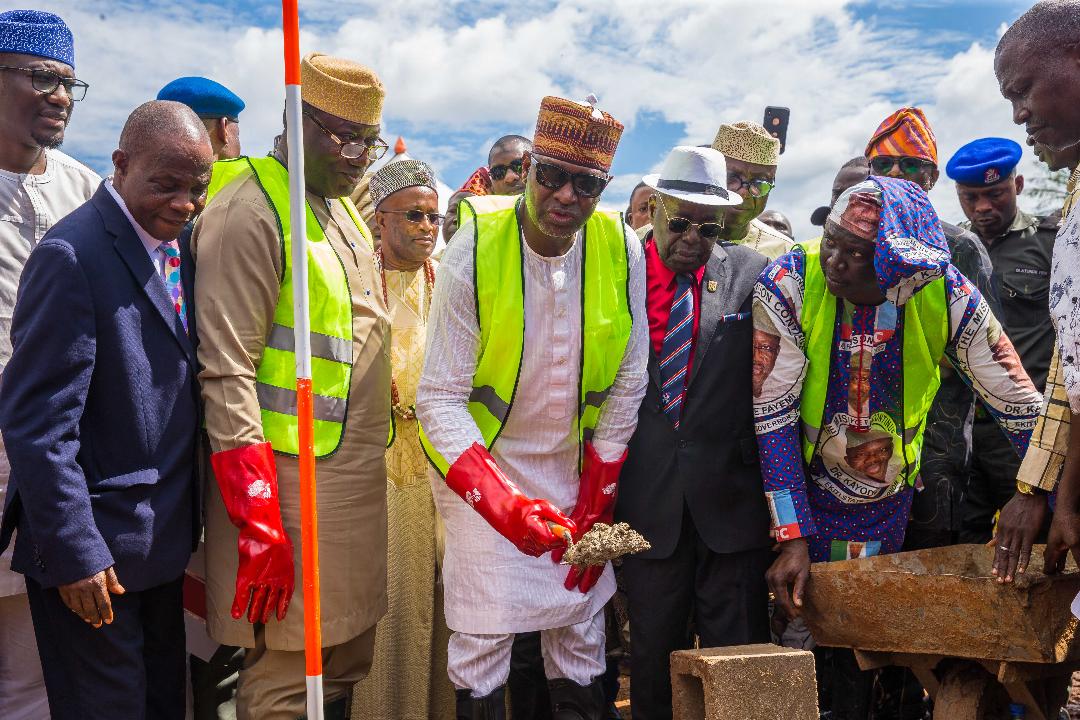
[157,76,244,161]
[947,137,1057,542]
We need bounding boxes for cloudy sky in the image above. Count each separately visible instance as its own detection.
[39,0,1047,238]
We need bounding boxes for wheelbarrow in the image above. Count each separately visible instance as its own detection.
[801,544,1080,720]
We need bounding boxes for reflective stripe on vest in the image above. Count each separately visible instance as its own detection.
[798,244,949,487]
[419,199,633,475]
[206,156,376,457]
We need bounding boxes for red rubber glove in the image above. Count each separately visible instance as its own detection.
[446,443,576,557]
[555,443,626,593]
[211,442,295,624]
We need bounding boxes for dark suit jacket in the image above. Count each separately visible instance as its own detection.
[0,184,200,591]
[615,241,772,559]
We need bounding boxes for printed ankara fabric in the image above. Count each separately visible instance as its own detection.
[752,246,1041,563]
[161,241,187,333]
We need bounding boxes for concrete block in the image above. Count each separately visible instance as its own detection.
[670,643,818,720]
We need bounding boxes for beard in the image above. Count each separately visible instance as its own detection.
[32,127,65,149]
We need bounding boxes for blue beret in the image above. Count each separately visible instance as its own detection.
[0,10,74,68]
[946,137,1022,187]
[157,76,245,120]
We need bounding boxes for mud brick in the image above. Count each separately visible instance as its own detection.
[670,644,818,720]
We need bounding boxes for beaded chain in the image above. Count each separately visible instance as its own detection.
[376,247,435,421]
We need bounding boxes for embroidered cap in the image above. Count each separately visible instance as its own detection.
[301,52,384,126]
[369,159,438,208]
[533,94,624,173]
[712,121,780,166]
[0,10,74,68]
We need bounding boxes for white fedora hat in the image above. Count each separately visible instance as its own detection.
[642,145,741,207]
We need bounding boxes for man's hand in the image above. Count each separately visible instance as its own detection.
[992,491,1048,583]
[58,567,125,629]
[767,538,810,621]
[1045,509,1080,575]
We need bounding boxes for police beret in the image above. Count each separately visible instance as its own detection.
[157,77,245,120]
[946,137,1022,187]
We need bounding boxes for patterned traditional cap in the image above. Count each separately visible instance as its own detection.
[533,94,624,173]
[369,159,438,208]
[946,137,1022,187]
[712,121,781,166]
[157,77,245,120]
[865,107,938,165]
[0,10,74,68]
[458,166,492,195]
[828,177,950,306]
[301,52,384,125]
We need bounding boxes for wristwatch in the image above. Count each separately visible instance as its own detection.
[1016,480,1049,496]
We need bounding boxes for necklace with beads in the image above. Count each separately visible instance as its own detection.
[375,246,435,421]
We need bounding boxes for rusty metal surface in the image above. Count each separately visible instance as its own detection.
[802,544,1080,663]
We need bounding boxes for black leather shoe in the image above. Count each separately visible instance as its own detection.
[548,678,605,720]
[456,685,507,720]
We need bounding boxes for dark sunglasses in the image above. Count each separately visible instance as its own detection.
[0,65,88,101]
[727,173,775,198]
[489,158,523,181]
[380,209,444,226]
[533,159,610,198]
[657,197,724,239]
[869,156,933,177]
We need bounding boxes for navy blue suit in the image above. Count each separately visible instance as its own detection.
[0,184,199,720]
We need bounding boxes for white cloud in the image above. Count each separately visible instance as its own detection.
[40,0,1045,240]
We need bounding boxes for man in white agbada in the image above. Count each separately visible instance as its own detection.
[416,95,648,719]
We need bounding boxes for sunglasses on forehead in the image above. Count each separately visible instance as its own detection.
[869,156,934,177]
[489,158,523,181]
[532,159,611,198]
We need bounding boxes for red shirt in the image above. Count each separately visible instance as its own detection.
[644,235,705,376]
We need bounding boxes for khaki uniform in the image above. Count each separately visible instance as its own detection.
[731,217,795,260]
[191,167,390,715]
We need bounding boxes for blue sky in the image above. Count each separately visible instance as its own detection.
[35,0,1048,237]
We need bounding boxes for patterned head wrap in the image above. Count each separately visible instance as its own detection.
[865,107,938,165]
[712,121,781,166]
[827,176,950,306]
[369,159,438,208]
[0,10,74,68]
[533,94,624,173]
[458,166,493,196]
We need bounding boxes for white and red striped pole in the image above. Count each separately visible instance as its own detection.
[281,2,324,718]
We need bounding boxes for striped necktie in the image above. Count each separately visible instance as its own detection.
[659,273,694,428]
[160,240,188,334]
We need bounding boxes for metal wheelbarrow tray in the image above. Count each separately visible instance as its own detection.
[802,544,1080,719]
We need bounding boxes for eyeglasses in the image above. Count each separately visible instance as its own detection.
[532,159,610,198]
[727,173,775,198]
[489,158,523,181]
[656,197,724,239]
[0,65,88,101]
[869,156,934,177]
[303,111,388,161]
[379,209,445,226]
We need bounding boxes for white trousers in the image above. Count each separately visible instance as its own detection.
[447,607,606,697]
[0,591,49,720]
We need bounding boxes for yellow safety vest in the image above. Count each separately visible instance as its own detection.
[798,244,949,486]
[206,156,392,456]
[419,198,632,474]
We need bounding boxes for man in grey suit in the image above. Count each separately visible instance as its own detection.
[615,145,774,720]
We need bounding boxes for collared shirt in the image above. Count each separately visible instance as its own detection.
[104,179,168,278]
[644,233,705,374]
[730,217,795,260]
[961,209,1056,390]
[0,149,100,596]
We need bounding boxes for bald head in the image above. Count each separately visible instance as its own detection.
[111,100,214,240]
[997,1,1080,59]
